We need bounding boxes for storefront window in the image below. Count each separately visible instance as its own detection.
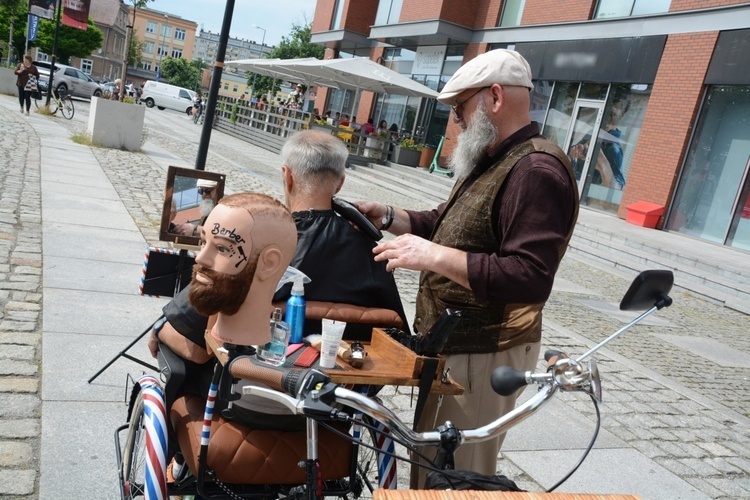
[668,86,750,250]
[540,81,579,149]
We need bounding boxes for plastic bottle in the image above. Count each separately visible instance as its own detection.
[285,276,306,344]
[257,308,290,366]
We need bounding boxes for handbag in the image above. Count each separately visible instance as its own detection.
[24,75,38,92]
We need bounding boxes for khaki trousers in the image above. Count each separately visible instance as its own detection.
[410,341,541,488]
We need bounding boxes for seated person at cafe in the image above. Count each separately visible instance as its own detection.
[149,130,409,388]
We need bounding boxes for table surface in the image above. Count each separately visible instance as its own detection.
[374,491,640,500]
[206,328,463,395]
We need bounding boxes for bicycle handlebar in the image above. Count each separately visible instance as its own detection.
[228,356,329,398]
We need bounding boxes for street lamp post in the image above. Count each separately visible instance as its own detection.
[250,24,266,99]
[157,14,169,81]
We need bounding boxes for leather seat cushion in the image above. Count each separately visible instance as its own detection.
[171,394,353,484]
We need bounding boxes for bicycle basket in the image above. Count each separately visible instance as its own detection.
[425,470,524,491]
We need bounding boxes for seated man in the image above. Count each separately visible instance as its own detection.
[149,130,409,389]
[172,179,218,237]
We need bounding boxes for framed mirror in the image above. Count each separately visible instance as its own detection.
[160,166,226,247]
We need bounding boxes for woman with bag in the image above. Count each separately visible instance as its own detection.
[15,55,40,116]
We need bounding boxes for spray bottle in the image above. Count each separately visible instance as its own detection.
[285,276,306,344]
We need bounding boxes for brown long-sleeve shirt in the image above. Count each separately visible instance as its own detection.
[407,123,577,305]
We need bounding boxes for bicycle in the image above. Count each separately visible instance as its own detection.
[193,100,205,125]
[116,269,673,499]
[34,87,75,120]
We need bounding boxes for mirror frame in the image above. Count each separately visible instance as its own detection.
[159,166,226,247]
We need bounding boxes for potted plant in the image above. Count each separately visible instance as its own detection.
[392,137,423,167]
[365,130,386,160]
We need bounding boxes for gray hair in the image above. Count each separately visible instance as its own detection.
[281,130,347,193]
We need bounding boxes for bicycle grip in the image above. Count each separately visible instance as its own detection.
[490,365,528,396]
[228,356,312,397]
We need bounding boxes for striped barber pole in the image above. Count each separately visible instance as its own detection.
[201,380,220,446]
[137,375,168,500]
[374,421,397,489]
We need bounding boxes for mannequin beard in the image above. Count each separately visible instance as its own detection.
[199,198,216,217]
[448,101,499,179]
[189,259,258,316]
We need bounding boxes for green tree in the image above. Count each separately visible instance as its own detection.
[0,0,27,64]
[160,57,202,92]
[246,22,324,98]
[127,28,143,67]
[35,17,103,64]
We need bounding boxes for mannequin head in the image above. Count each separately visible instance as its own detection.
[189,192,297,346]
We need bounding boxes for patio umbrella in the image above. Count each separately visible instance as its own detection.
[226,57,438,99]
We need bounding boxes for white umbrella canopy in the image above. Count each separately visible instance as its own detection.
[226,57,438,98]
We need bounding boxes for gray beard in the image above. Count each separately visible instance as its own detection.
[448,101,499,179]
[199,198,215,217]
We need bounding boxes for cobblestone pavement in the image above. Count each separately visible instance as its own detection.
[1,98,749,499]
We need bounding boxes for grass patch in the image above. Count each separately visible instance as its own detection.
[35,105,55,116]
[70,131,94,146]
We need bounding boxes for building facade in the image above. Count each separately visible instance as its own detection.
[310,0,750,251]
[194,29,274,75]
[84,0,130,82]
[127,7,198,85]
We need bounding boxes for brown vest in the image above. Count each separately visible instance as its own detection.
[414,136,578,354]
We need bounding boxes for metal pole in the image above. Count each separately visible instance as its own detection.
[120,1,137,101]
[156,14,168,81]
[45,0,63,107]
[194,0,235,171]
[249,24,265,97]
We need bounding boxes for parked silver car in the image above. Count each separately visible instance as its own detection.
[33,61,103,99]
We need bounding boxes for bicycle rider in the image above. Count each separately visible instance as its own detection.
[191,92,203,119]
[359,48,579,487]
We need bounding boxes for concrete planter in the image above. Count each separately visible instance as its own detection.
[393,145,421,167]
[88,97,145,151]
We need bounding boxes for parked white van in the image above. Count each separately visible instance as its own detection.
[140,81,195,114]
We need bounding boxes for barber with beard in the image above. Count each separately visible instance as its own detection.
[173,179,218,237]
[356,49,579,486]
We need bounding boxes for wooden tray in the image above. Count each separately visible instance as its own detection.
[325,328,462,395]
[375,491,639,500]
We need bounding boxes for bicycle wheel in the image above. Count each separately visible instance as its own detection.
[121,384,167,499]
[59,98,74,120]
[121,392,148,499]
[353,415,391,498]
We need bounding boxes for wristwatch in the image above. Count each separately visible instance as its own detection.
[381,206,395,231]
[152,316,167,341]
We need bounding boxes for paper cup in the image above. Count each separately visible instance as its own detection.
[320,319,346,369]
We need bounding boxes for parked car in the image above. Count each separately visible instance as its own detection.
[139,80,195,114]
[33,61,103,99]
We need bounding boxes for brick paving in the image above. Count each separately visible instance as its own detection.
[1,96,748,498]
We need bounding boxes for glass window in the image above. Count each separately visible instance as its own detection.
[158,45,169,57]
[668,85,750,250]
[142,41,154,54]
[375,0,403,25]
[141,61,151,70]
[171,48,183,58]
[174,28,186,41]
[161,25,172,38]
[499,0,526,27]
[81,59,92,74]
[146,21,157,34]
[331,0,345,30]
[595,0,671,19]
[541,82,579,149]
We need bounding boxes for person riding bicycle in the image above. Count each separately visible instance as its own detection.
[357,49,579,487]
[191,92,203,119]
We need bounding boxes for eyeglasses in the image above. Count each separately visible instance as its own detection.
[198,187,214,195]
[451,87,489,116]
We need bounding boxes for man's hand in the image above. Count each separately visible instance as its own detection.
[353,200,388,230]
[173,222,197,236]
[373,234,434,272]
[374,234,471,290]
[148,332,159,358]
